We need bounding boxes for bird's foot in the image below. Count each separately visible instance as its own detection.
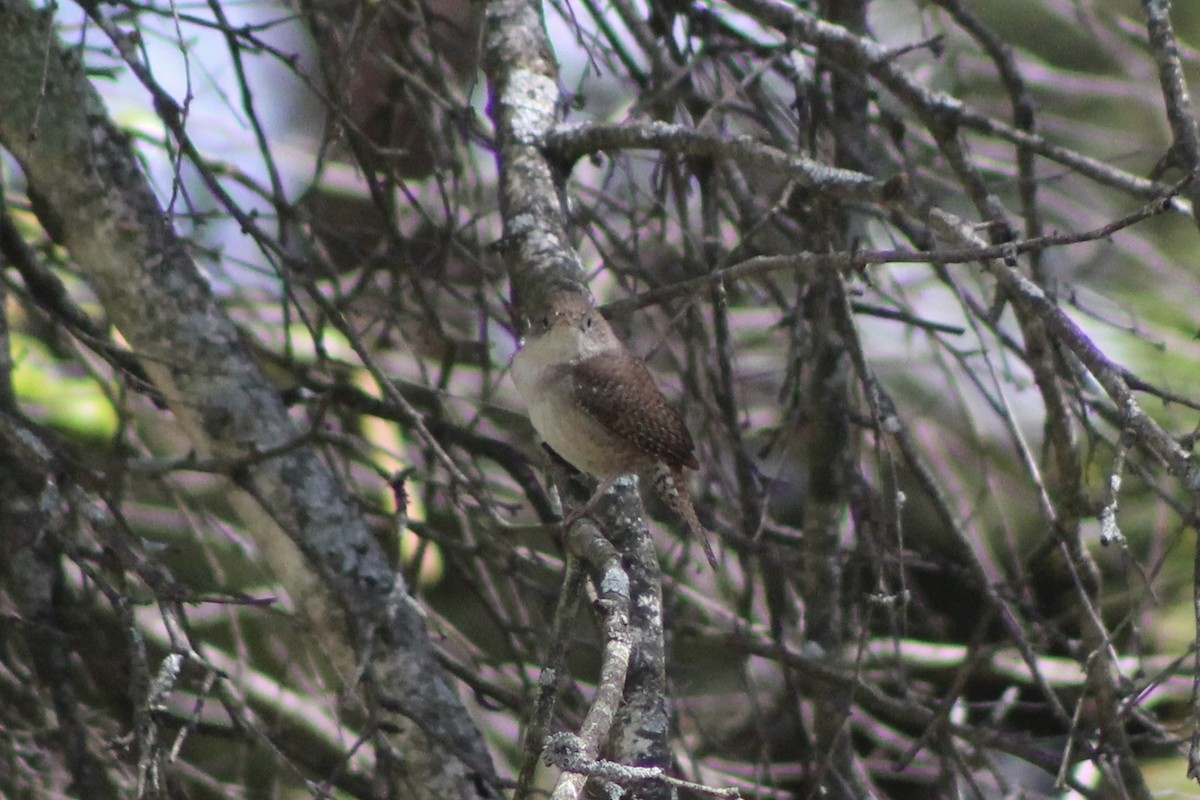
[560,505,601,531]
[559,475,620,531]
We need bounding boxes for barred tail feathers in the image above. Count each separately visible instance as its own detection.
[652,464,717,568]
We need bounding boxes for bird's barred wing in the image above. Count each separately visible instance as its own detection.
[569,351,699,471]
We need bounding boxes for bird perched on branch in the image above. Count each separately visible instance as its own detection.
[511,291,716,566]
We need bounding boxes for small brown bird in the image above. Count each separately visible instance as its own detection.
[511,292,716,566]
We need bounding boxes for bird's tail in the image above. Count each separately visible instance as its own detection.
[652,464,718,568]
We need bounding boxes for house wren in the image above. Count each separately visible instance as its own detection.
[511,292,716,566]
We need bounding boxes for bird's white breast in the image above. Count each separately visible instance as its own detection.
[511,337,638,477]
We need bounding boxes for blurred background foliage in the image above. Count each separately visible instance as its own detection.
[4,0,1200,797]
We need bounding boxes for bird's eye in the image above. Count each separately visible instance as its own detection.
[584,315,593,328]
[538,315,550,330]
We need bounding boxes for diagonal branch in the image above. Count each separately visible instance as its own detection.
[0,3,496,797]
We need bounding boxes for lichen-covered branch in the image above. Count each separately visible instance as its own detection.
[0,3,495,796]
